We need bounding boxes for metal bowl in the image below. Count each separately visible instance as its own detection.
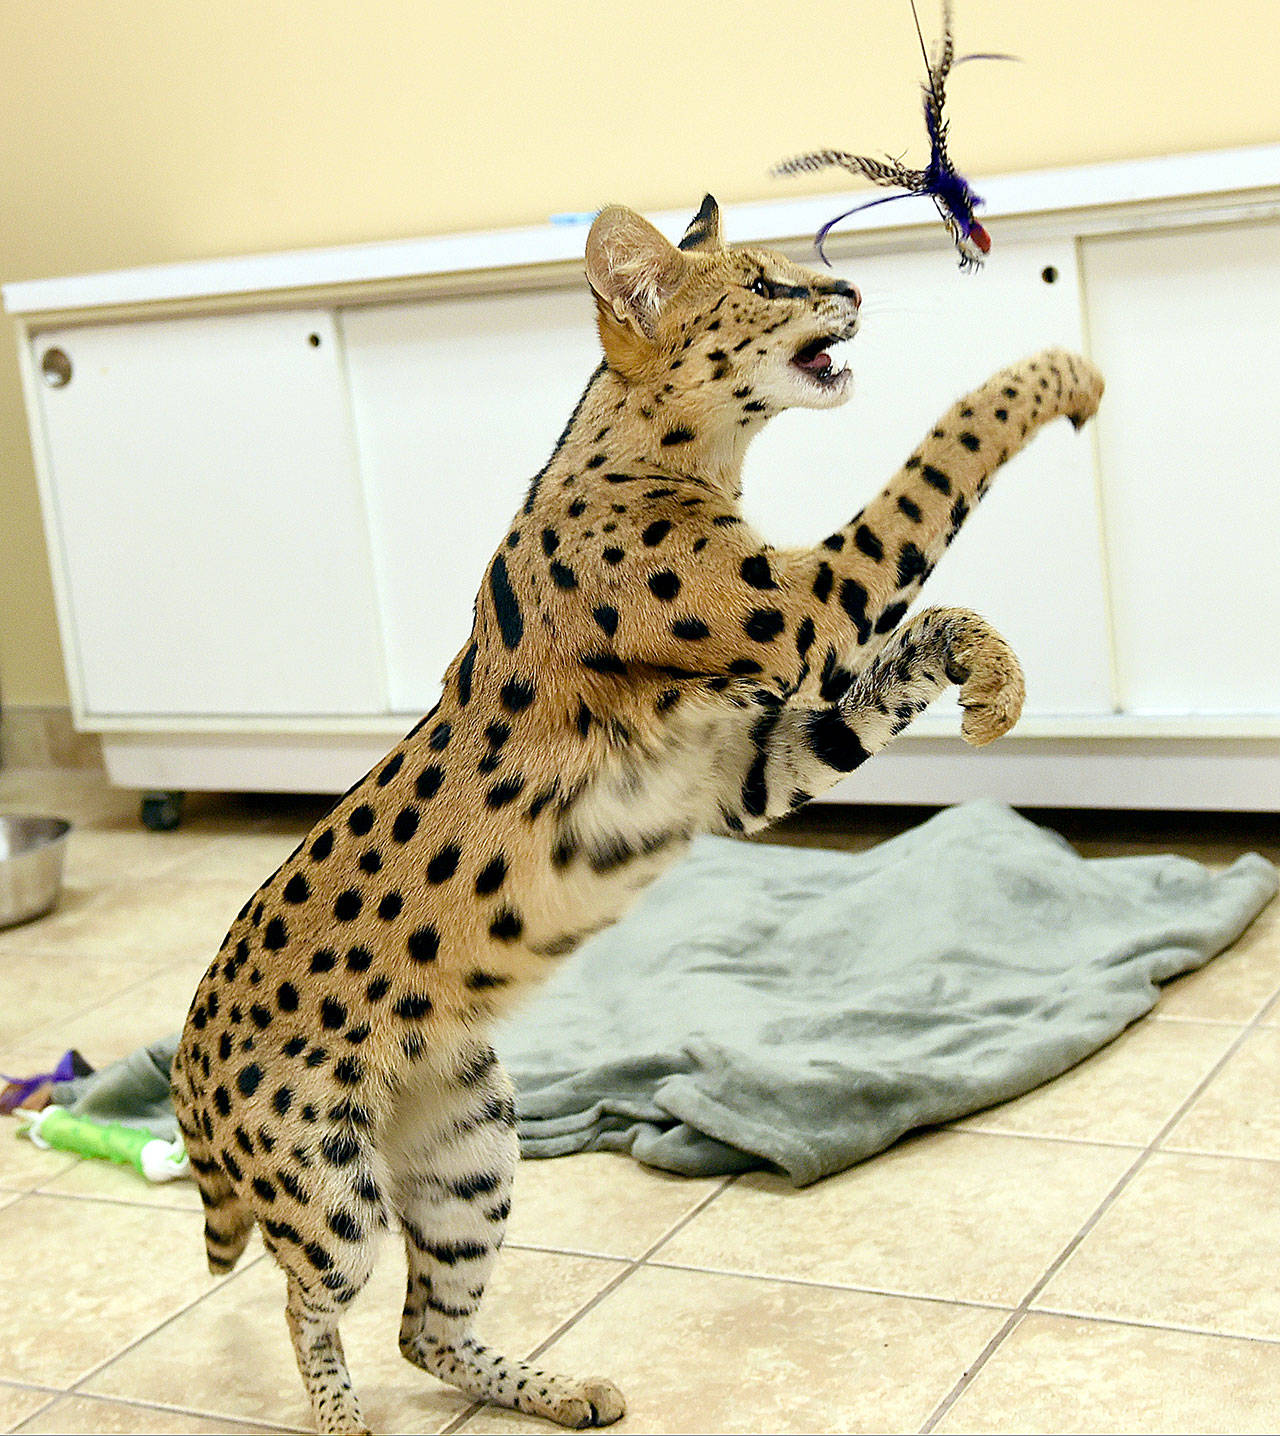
[0,815,71,929]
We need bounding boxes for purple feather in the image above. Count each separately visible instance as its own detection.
[773,1,1012,268]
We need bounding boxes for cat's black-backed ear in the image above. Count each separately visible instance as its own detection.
[585,206,689,356]
[678,194,724,252]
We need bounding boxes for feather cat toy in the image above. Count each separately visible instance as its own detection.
[773,0,1013,269]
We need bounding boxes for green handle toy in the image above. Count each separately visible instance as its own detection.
[17,1107,188,1182]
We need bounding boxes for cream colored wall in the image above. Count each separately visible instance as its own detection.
[3,0,1277,708]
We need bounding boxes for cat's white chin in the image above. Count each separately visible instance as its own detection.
[788,362,853,409]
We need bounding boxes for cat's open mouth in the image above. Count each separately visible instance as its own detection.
[791,333,853,387]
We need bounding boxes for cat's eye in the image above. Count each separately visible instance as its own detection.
[750,276,772,298]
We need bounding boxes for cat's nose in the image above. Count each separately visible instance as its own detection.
[830,279,861,308]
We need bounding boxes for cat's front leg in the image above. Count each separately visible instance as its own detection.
[783,349,1103,694]
[718,606,1024,833]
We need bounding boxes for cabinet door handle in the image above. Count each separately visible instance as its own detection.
[40,347,73,387]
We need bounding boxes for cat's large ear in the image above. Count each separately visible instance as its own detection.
[678,194,724,252]
[585,206,689,361]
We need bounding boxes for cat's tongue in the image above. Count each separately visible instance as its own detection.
[794,349,831,372]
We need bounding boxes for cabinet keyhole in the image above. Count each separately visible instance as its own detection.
[41,348,73,387]
[1041,266,1059,284]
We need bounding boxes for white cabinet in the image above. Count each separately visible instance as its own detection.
[743,239,1113,717]
[8,147,1280,808]
[32,309,387,718]
[340,289,600,711]
[1082,219,1280,714]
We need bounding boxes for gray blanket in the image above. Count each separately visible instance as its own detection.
[51,803,1276,1187]
[493,801,1276,1184]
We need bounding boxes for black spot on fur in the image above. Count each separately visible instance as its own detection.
[415,766,443,802]
[333,890,362,922]
[897,542,928,587]
[740,553,777,589]
[489,907,524,941]
[840,580,872,644]
[320,1131,360,1167]
[485,777,525,809]
[394,992,432,1021]
[500,677,536,712]
[427,844,461,884]
[407,926,440,963]
[466,970,510,990]
[457,642,477,705]
[476,855,507,895]
[593,605,619,636]
[744,608,785,642]
[807,709,871,771]
[489,554,524,650]
[921,464,952,494]
[648,569,681,600]
[875,601,909,634]
[549,559,578,590]
[672,617,710,640]
[282,874,309,905]
[580,651,628,676]
[855,524,884,561]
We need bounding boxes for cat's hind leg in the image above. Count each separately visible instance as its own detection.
[390,1044,625,1429]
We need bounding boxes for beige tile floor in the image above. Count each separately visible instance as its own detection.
[0,767,1277,1435]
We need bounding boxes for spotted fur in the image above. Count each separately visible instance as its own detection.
[172,195,1103,1434]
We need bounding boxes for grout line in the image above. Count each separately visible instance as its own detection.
[1027,1302,1280,1348]
[641,1255,1017,1314]
[4,1393,63,1436]
[63,1251,271,1395]
[919,985,1280,1433]
[0,1381,64,1436]
[1148,1012,1260,1027]
[940,1125,1147,1151]
[436,1175,739,1436]
[13,1387,312,1434]
[11,1184,198,1216]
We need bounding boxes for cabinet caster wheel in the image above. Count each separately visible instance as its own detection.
[140,791,185,831]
